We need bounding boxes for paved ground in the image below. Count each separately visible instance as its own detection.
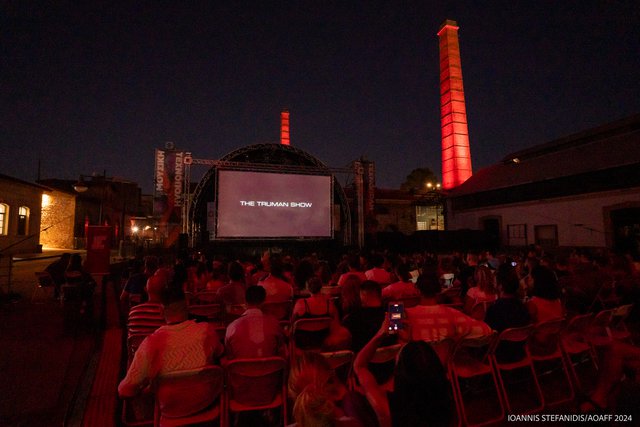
[0,249,116,427]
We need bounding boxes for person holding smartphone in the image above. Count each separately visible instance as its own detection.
[353,317,453,427]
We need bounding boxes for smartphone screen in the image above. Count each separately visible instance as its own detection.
[388,302,404,333]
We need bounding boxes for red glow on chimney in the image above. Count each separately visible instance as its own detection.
[438,20,472,190]
[280,110,290,145]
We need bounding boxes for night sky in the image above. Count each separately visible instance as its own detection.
[2,1,639,193]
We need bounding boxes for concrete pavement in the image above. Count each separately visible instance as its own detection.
[0,249,124,427]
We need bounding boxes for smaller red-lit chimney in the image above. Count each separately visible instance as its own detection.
[280,110,290,145]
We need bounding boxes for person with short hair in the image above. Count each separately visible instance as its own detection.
[257,255,294,302]
[381,263,419,302]
[406,271,492,342]
[216,261,246,307]
[118,287,224,397]
[527,265,564,323]
[365,254,393,286]
[224,285,285,359]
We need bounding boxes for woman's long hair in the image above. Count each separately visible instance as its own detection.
[393,341,453,427]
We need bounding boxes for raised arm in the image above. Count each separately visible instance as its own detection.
[353,318,392,427]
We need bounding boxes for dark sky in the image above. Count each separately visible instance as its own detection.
[2,1,639,193]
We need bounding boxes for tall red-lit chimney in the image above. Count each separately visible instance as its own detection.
[280,109,290,145]
[438,19,472,189]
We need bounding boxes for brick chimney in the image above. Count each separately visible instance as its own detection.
[280,110,290,145]
[438,19,472,189]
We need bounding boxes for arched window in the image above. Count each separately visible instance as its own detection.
[0,203,8,235]
[17,206,30,236]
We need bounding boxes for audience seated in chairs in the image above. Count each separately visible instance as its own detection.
[224,285,286,360]
[292,277,351,351]
[354,318,453,427]
[118,286,224,398]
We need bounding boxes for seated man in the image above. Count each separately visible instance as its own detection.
[257,256,294,303]
[365,253,393,287]
[118,286,224,398]
[343,280,397,352]
[127,273,168,333]
[381,263,420,302]
[405,272,492,342]
[225,285,286,359]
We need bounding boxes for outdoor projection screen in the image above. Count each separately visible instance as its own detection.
[216,170,332,238]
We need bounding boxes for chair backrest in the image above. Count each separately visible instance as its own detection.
[496,324,534,343]
[291,317,333,352]
[490,325,534,365]
[429,337,458,367]
[529,318,566,356]
[321,350,354,385]
[155,365,224,419]
[191,291,219,304]
[261,300,293,320]
[224,356,287,407]
[451,332,497,366]
[188,304,223,322]
[371,343,404,364]
[590,308,615,334]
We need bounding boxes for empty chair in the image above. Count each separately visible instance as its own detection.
[290,317,333,354]
[223,356,288,427]
[529,318,575,407]
[489,325,544,414]
[560,313,598,391]
[449,332,503,426]
[154,365,224,427]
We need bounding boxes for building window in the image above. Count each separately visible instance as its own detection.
[507,224,527,246]
[535,224,558,247]
[0,204,8,235]
[17,206,29,236]
[416,205,444,231]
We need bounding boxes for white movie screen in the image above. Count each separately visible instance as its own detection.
[216,170,332,238]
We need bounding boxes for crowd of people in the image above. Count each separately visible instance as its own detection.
[114,246,639,426]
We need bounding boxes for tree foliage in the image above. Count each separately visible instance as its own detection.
[400,167,438,193]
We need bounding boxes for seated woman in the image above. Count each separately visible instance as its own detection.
[354,318,453,427]
[527,265,564,324]
[291,277,351,351]
[463,264,498,313]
